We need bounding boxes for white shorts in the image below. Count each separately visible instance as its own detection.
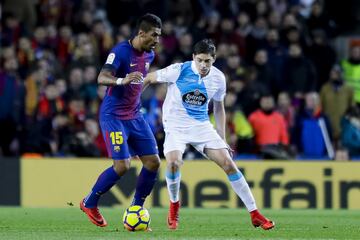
[163,122,228,156]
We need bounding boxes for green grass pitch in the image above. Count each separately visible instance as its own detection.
[0,207,359,240]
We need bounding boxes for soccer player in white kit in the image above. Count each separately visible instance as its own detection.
[139,39,274,230]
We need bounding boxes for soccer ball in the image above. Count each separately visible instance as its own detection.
[123,205,151,231]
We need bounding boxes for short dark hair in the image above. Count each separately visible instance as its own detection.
[193,39,216,57]
[136,13,162,32]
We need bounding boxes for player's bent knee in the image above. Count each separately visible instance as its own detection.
[222,158,237,175]
[149,157,161,169]
[141,155,161,171]
[167,159,182,171]
[113,160,131,176]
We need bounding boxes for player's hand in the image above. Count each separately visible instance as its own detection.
[122,72,144,85]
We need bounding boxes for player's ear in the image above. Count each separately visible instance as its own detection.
[212,54,217,63]
[138,30,145,38]
[192,54,196,61]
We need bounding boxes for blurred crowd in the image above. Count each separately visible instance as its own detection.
[1,0,360,160]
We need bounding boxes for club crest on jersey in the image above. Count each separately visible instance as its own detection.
[182,89,207,106]
[114,146,121,152]
[106,53,115,64]
[145,62,150,71]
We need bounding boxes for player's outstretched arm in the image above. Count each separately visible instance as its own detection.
[97,69,143,86]
[143,63,181,91]
[142,72,159,91]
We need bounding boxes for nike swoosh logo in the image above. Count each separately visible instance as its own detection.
[130,63,137,67]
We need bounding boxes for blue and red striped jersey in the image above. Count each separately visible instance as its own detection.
[99,40,155,120]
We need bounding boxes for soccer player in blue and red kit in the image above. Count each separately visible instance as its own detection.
[80,14,162,227]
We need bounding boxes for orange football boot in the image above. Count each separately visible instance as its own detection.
[250,210,275,230]
[80,200,107,227]
[167,201,180,230]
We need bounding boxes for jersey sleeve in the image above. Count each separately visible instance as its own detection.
[212,72,227,101]
[155,63,182,83]
[102,45,123,72]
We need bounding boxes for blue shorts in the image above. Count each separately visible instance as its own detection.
[100,116,158,160]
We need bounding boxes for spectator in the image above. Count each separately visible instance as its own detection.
[269,0,287,17]
[24,83,65,156]
[37,83,65,120]
[57,26,74,67]
[213,42,231,71]
[115,23,132,43]
[236,12,253,38]
[320,65,354,144]
[283,44,317,97]
[1,12,23,46]
[88,85,106,117]
[0,56,25,156]
[217,18,246,57]
[16,37,35,78]
[84,118,106,157]
[237,67,269,116]
[205,11,220,41]
[263,29,286,94]
[24,65,48,118]
[277,91,296,137]
[255,0,269,18]
[283,25,307,48]
[249,95,289,149]
[64,67,85,101]
[267,10,282,29]
[68,131,101,157]
[55,78,68,99]
[73,10,93,33]
[253,49,276,95]
[341,106,360,157]
[189,16,207,43]
[307,29,336,90]
[306,1,336,37]
[294,92,333,158]
[161,21,179,65]
[226,107,254,155]
[246,17,268,62]
[67,97,87,132]
[82,65,98,104]
[89,19,113,62]
[341,45,360,104]
[280,13,300,42]
[31,26,49,56]
[224,53,243,77]
[72,34,100,68]
[52,114,71,156]
[173,33,193,61]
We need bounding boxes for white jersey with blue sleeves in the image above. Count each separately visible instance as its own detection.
[156,61,226,130]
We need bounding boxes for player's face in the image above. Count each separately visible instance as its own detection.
[193,53,215,77]
[140,27,161,52]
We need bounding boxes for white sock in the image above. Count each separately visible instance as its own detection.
[228,172,257,212]
[165,170,181,203]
